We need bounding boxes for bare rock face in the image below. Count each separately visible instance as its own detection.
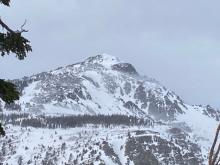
[112,63,139,75]
[203,105,220,121]
[125,130,203,165]
[125,137,159,165]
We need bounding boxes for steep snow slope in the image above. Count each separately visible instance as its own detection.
[0,54,219,165]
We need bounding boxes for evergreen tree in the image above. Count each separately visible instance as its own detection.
[0,0,32,136]
[0,123,5,136]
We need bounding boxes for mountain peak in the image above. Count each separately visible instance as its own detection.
[3,54,219,164]
[84,54,120,68]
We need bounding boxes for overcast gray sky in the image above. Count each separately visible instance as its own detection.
[0,0,220,108]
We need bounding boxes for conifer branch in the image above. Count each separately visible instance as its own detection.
[0,18,14,33]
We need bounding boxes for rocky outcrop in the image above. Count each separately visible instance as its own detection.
[112,63,139,75]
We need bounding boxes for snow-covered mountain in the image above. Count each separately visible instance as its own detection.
[0,54,219,165]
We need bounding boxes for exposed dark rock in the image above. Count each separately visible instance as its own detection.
[125,137,159,165]
[203,105,220,121]
[134,84,147,103]
[102,141,122,165]
[125,133,203,165]
[112,63,138,75]
[123,82,132,95]
[124,101,145,116]
[82,75,100,88]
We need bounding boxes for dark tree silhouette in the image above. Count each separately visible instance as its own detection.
[0,0,32,136]
[0,0,10,6]
[1,113,153,128]
[0,123,5,136]
[209,123,220,165]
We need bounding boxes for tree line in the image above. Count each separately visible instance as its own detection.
[2,113,154,128]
